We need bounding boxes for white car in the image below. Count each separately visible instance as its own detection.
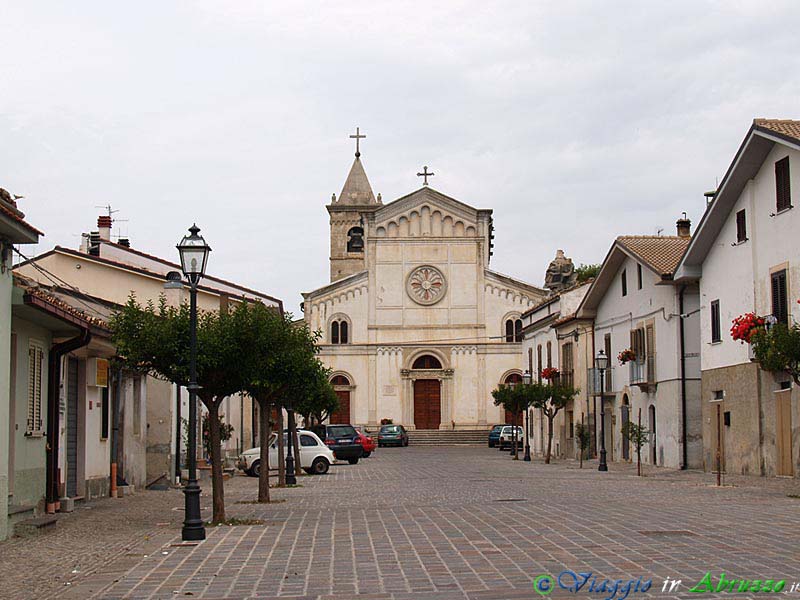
[237,429,335,476]
[498,425,525,450]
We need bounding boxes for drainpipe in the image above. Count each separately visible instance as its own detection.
[679,285,688,470]
[46,330,91,513]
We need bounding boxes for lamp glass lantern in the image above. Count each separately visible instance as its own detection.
[522,370,532,386]
[595,349,608,371]
[177,224,211,285]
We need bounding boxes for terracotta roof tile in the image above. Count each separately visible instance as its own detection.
[616,236,690,277]
[0,202,43,236]
[754,119,800,144]
[14,273,109,330]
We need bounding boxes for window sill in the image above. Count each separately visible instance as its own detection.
[730,239,748,247]
[709,341,722,346]
[772,206,793,217]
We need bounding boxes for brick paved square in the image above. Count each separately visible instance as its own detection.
[4,447,800,599]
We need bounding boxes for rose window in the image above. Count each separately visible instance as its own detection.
[406,266,447,306]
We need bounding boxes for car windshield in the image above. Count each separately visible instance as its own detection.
[491,425,503,432]
[328,425,356,437]
[381,425,400,433]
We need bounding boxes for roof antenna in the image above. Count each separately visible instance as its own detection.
[656,227,664,237]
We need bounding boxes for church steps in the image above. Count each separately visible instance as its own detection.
[404,429,489,446]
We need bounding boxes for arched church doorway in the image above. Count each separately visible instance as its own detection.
[330,375,351,424]
[412,355,442,429]
[503,372,523,424]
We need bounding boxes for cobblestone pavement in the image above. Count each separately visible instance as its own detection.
[5,448,800,600]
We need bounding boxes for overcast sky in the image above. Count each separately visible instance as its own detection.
[3,2,799,314]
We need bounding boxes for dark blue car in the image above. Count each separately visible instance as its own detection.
[487,424,505,447]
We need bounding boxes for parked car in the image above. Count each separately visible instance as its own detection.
[355,428,377,457]
[487,424,505,447]
[378,424,409,447]
[498,425,524,450]
[236,429,334,476]
[315,424,364,464]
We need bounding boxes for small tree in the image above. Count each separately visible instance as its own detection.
[532,380,578,464]
[751,322,800,386]
[575,415,591,468]
[491,385,530,460]
[621,409,649,476]
[576,263,601,283]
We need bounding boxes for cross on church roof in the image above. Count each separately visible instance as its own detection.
[417,165,434,186]
[350,126,366,157]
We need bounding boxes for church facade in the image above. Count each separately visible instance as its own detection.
[302,145,546,429]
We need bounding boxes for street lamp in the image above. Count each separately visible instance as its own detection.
[595,349,609,472]
[177,224,211,541]
[522,370,532,462]
[285,400,297,485]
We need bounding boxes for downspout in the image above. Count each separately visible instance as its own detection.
[679,285,688,470]
[46,330,91,513]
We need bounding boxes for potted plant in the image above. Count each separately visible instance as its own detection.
[617,348,636,365]
[730,312,767,344]
[540,367,560,381]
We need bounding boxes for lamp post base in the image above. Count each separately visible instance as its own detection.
[285,455,297,486]
[598,449,608,472]
[523,445,531,462]
[182,479,206,541]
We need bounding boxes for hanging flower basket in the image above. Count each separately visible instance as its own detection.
[618,348,636,365]
[731,313,766,344]
[540,367,560,381]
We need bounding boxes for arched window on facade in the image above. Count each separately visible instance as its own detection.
[347,227,364,252]
[546,341,552,368]
[330,318,349,344]
[504,318,523,342]
[412,354,442,369]
[537,344,543,382]
[331,375,350,386]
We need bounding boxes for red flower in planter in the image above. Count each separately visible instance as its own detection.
[730,312,765,344]
[617,348,636,365]
[540,367,560,381]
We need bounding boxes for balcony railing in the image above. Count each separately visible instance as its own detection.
[587,368,613,396]
[630,355,657,387]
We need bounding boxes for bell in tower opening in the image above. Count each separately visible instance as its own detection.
[347,226,364,252]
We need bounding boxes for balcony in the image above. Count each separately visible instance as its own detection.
[629,355,656,390]
[587,368,613,396]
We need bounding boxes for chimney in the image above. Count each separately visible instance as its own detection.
[676,213,691,238]
[97,215,112,241]
[118,238,130,248]
[163,271,185,306]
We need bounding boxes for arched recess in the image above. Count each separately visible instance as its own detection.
[500,370,524,425]
[405,347,449,371]
[412,354,442,370]
[502,312,523,342]
[329,371,355,425]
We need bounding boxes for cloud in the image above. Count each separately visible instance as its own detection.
[1,1,799,312]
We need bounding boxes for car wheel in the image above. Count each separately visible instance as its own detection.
[347,457,359,465]
[250,460,261,477]
[488,441,493,447]
[303,468,312,474]
[311,457,330,474]
[362,451,371,458]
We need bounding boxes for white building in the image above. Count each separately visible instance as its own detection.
[577,224,702,469]
[675,119,800,477]
[520,277,592,459]
[303,146,546,430]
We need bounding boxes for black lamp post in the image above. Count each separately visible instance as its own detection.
[595,349,609,472]
[285,401,297,485]
[177,224,211,541]
[522,370,532,462]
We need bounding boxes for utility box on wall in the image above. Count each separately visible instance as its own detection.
[87,357,109,388]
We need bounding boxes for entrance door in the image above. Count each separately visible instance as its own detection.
[331,390,350,424]
[414,379,441,429]
[66,357,79,498]
[776,390,794,476]
[621,399,630,461]
[648,405,657,465]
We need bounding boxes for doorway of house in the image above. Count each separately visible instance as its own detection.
[621,395,630,461]
[776,389,794,476]
[330,375,351,424]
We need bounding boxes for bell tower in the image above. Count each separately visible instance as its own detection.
[327,128,382,282]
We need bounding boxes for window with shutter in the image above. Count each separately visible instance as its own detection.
[537,345,542,382]
[771,269,788,324]
[100,386,109,440]
[776,157,792,212]
[546,341,552,368]
[340,321,349,344]
[27,342,44,434]
[645,324,655,383]
[637,264,643,290]
[514,319,522,342]
[505,319,514,342]
[561,342,574,388]
[711,300,721,343]
[621,269,628,297]
[735,209,747,243]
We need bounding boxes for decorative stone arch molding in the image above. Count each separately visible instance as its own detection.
[499,368,523,386]
[375,205,478,238]
[327,312,352,344]
[403,347,451,371]
[329,370,356,391]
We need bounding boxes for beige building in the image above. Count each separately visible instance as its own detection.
[303,148,546,430]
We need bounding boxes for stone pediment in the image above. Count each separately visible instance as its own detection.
[373,187,487,239]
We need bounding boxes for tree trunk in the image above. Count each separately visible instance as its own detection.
[579,413,584,469]
[257,398,271,502]
[205,398,226,524]
[277,409,286,486]
[293,424,302,476]
[545,415,553,464]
